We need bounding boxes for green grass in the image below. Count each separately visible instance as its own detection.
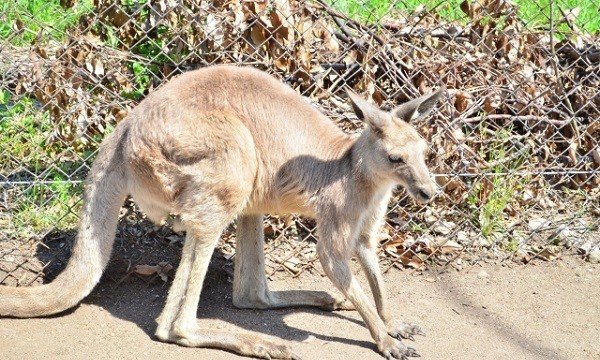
[329,0,600,34]
[516,0,600,34]
[1,92,55,174]
[329,0,463,23]
[0,0,93,45]
[0,92,83,236]
[8,178,82,236]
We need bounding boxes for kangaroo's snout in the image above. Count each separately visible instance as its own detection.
[412,180,437,204]
[417,188,433,202]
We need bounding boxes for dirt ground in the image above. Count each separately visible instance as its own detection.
[1,255,598,360]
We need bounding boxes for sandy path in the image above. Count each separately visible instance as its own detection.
[1,257,598,360]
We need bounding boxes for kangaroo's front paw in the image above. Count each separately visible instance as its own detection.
[386,319,426,341]
[378,336,419,359]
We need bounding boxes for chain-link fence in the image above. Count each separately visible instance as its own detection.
[1,0,598,286]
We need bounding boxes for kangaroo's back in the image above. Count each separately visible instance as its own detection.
[137,65,351,159]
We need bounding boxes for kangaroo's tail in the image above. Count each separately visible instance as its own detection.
[0,126,129,317]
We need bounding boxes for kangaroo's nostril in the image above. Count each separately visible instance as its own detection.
[418,189,431,201]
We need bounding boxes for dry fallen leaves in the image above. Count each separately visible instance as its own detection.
[2,0,597,278]
[134,261,174,282]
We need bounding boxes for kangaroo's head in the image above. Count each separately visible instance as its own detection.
[347,88,444,204]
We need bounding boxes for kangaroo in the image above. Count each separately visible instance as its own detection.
[0,65,443,359]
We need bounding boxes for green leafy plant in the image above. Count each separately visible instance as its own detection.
[122,62,152,100]
[467,127,529,240]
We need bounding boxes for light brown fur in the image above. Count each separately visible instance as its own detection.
[0,65,444,359]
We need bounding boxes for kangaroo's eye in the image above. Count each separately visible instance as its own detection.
[388,154,405,164]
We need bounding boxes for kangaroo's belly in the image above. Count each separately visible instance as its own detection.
[244,188,316,218]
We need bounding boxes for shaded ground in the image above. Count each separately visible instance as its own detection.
[1,256,599,360]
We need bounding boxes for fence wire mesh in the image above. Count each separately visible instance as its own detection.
[1,0,599,286]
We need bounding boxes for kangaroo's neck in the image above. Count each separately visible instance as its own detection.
[347,129,395,199]
[275,127,393,210]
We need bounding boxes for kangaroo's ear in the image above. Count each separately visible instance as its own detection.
[393,86,445,122]
[346,89,390,132]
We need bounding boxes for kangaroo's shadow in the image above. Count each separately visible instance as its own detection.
[36,223,375,353]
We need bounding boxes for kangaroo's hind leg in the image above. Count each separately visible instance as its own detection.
[232,214,353,311]
[154,183,298,359]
